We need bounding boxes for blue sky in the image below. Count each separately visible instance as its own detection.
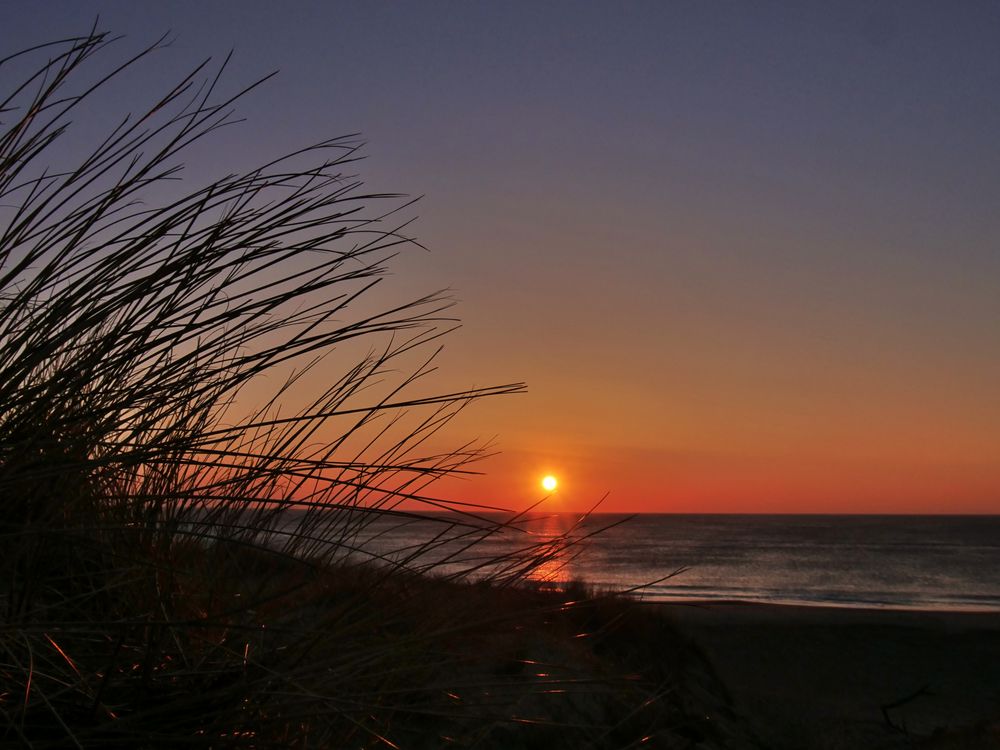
[3,1,999,511]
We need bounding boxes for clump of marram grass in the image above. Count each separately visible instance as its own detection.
[0,30,744,749]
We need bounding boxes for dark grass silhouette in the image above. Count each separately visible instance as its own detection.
[0,30,747,748]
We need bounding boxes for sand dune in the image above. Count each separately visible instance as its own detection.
[660,602,1000,749]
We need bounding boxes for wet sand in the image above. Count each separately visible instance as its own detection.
[657,601,1000,749]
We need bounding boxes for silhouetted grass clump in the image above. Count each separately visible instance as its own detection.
[0,30,745,748]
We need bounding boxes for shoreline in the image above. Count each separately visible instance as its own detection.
[650,597,1000,619]
[653,599,1000,748]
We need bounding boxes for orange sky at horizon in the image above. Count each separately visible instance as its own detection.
[423,439,1000,516]
[409,315,1000,514]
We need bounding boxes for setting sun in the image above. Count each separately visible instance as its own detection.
[541,475,558,492]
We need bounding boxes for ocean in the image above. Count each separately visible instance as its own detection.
[332,512,1000,611]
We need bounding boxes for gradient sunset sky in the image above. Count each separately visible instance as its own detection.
[4,1,999,513]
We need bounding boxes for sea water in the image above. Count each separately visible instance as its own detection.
[336,513,1000,611]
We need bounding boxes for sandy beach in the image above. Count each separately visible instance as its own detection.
[658,602,1000,749]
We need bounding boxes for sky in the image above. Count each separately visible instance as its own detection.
[3,1,999,513]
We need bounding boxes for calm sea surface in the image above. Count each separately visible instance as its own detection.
[327,513,1000,611]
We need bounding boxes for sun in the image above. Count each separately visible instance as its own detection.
[541,475,558,492]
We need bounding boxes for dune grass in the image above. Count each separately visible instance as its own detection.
[0,30,741,748]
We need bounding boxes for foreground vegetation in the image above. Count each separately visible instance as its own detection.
[0,30,747,747]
